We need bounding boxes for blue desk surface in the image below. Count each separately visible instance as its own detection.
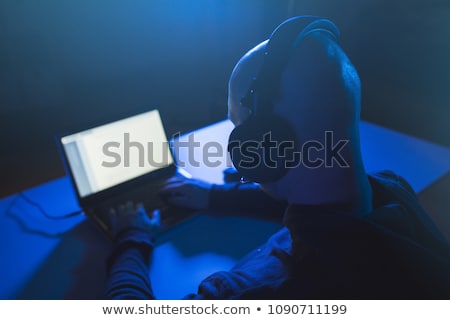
[1,120,449,299]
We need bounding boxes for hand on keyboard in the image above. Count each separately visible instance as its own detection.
[109,202,160,239]
[159,176,211,210]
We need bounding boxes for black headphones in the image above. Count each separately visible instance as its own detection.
[227,16,340,184]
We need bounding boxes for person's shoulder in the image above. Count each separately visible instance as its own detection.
[368,170,450,245]
[369,170,415,195]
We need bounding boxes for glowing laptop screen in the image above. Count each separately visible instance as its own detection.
[61,109,174,197]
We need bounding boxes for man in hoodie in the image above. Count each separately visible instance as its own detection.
[105,16,450,299]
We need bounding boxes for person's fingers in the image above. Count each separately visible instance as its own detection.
[151,209,161,226]
[159,177,185,187]
[159,185,191,200]
[135,203,148,217]
[159,181,187,192]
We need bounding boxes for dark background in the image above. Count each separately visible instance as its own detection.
[1,0,449,198]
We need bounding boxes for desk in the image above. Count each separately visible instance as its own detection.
[0,120,449,299]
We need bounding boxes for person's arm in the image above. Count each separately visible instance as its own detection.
[105,229,155,299]
[208,182,287,221]
[160,177,287,222]
[104,203,159,300]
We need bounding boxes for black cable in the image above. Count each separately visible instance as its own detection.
[18,192,83,220]
[5,204,65,238]
[4,193,84,238]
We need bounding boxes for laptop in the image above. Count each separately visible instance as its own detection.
[57,108,193,239]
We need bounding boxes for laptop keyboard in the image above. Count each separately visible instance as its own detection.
[91,180,195,235]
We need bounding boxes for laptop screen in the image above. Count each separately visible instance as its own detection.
[60,109,174,198]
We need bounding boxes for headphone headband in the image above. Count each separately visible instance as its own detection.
[229,16,340,184]
[242,16,340,115]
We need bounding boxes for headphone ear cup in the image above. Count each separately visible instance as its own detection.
[228,115,298,183]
